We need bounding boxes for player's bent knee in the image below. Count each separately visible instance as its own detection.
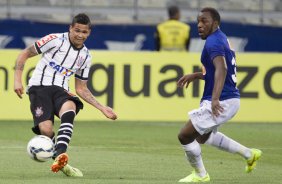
[178,132,190,144]
[38,121,54,138]
[178,133,184,143]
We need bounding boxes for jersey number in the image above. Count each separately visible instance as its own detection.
[231,57,237,83]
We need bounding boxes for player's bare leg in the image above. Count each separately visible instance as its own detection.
[38,120,55,138]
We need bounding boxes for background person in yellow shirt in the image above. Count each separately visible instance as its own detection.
[155,5,191,51]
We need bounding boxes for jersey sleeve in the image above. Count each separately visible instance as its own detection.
[75,54,91,81]
[34,34,59,54]
[206,38,225,61]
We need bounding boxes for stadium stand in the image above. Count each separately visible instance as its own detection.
[0,0,281,26]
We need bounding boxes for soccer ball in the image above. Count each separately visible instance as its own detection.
[27,135,55,162]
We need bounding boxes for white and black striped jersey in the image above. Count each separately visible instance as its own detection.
[28,32,92,91]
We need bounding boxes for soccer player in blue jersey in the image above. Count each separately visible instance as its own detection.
[177,7,262,182]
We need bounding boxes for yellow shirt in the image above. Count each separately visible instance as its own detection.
[157,20,190,51]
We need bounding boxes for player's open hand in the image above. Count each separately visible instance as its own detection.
[211,99,224,117]
[101,106,117,120]
[177,74,194,88]
[14,81,24,99]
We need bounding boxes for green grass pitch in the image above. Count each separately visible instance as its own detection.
[0,121,281,184]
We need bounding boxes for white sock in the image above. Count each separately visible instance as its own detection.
[205,132,252,159]
[182,140,207,177]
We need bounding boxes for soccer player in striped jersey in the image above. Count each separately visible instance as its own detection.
[14,13,117,177]
[177,8,262,182]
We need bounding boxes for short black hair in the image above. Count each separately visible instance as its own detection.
[168,5,179,18]
[201,7,221,25]
[71,13,91,29]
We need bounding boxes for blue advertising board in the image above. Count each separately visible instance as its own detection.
[0,19,281,52]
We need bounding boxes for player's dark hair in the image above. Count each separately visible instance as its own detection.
[71,13,91,29]
[168,5,179,18]
[201,7,221,25]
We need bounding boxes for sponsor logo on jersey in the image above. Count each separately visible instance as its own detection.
[36,34,58,47]
[49,61,75,77]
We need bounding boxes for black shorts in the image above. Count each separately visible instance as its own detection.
[28,85,83,134]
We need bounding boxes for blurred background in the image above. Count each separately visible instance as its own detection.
[0,0,282,52]
[0,2,281,183]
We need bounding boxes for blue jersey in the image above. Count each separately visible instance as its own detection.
[200,29,240,101]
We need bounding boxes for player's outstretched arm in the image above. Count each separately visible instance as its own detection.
[14,45,38,98]
[177,72,204,88]
[75,78,117,120]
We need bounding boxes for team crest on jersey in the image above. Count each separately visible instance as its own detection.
[49,61,75,77]
[36,34,58,47]
[35,107,43,117]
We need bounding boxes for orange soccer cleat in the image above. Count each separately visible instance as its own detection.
[51,153,69,173]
